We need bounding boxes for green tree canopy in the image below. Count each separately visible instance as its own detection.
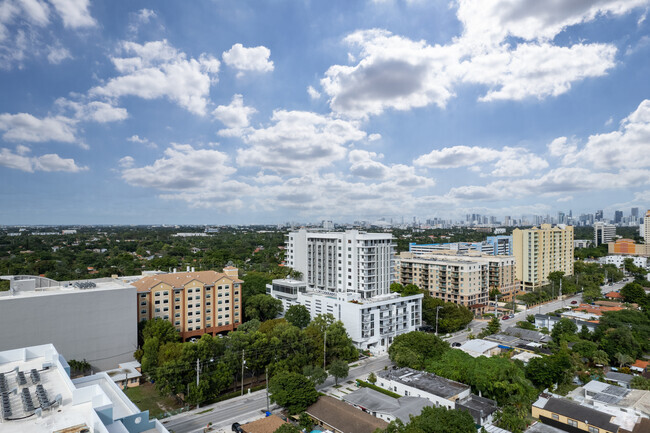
[620,282,647,305]
[142,318,180,345]
[245,294,284,321]
[551,318,578,343]
[269,372,318,414]
[422,296,473,334]
[274,424,302,433]
[303,365,327,386]
[381,405,475,433]
[328,359,349,385]
[285,304,311,329]
[388,331,449,370]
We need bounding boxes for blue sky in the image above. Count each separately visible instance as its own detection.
[1,0,649,225]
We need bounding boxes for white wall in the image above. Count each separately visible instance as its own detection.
[0,287,137,371]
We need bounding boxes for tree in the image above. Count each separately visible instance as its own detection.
[285,305,311,329]
[479,317,500,337]
[592,350,609,366]
[422,296,473,334]
[246,294,284,321]
[383,405,475,433]
[241,271,272,299]
[269,371,318,414]
[631,376,650,390]
[299,412,313,431]
[328,360,349,386]
[615,352,634,368]
[274,424,302,433]
[551,318,578,343]
[237,319,261,333]
[388,331,449,370]
[142,318,180,344]
[367,372,377,384]
[303,365,327,386]
[620,282,646,304]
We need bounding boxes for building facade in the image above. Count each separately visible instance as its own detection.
[408,235,512,257]
[0,276,136,371]
[608,238,649,256]
[512,224,574,291]
[594,222,616,246]
[396,251,517,311]
[286,229,394,299]
[271,230,422,353]
[133,267,242,341]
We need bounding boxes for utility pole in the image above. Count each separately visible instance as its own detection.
[559,279,563,308]
[195,358,200,410]
[266,366,270,413]
[241,350,245,396]
[323,331,327,370]
[435,306,443,336]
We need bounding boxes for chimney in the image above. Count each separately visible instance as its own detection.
[191,267,195,272]
[173,268,177,273]
[186,266,190,272]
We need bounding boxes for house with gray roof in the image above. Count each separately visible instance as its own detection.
[342,387,431,423]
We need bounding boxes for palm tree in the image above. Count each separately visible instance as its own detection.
[615,352,633,368]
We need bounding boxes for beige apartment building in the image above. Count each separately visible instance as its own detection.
[512,224,574,292]
[133,267,243,341]
[395,251,517,314]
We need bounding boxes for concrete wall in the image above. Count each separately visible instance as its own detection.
[0,287,137,371]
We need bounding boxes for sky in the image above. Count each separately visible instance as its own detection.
[1,0,650,225]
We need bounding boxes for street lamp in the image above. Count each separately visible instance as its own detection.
[435,306,443,336]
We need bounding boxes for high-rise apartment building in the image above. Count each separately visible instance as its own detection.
[644,210,650,242]
[593,222,616,246]
[512,224,574,291]
[631,207,639,219]
[285,229,394,299]
[271,230,422,353]
[133,267,242,341]
[595,210,604,221]
[396,251,517,310]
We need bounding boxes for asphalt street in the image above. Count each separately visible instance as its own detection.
[162,354,394,433]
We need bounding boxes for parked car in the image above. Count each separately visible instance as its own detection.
[232,422,243,432]
[452,342,461,347]
[571,300,578,305]
[501,315,509,320]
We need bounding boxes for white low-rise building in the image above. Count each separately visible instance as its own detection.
[268,279,422,353]
[0,344,168,433]
[458,339,501,358]
[600,255,648,269]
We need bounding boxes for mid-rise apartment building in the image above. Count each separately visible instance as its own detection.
[395,251,517,312]
[408,235,512,257]
[512,224,574,291]
[285,229,394,299]
[644,210,650,241]
[594,222,616,246]
[270,230,422,353]
[133,267,242,341]
[0,275,136,371]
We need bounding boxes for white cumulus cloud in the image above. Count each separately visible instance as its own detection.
[0,146,87,172]
[213,94,257,128]
[222,43,274,76]
[90,40,220,116]
[0,113,77,143]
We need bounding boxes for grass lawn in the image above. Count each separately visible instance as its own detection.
[123,382,184,419]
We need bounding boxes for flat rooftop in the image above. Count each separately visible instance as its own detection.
[378,367,469,399]
[0,344,167,433]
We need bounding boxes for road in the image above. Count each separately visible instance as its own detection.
[162,354,393,433]
[161,290,593,432]
[446,291,584,345]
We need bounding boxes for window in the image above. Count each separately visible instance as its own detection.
[567,419,578,428]
[140,301,146,306]
[588,427,599,433]
[140,309,146,314]
[155,300,160,305]
[154,292,160,297]
[175,305,180,310]
[551,414,559,421]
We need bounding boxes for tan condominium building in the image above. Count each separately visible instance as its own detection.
[395,251,517,314]
[133,267,243,341]
[513,224,574,292]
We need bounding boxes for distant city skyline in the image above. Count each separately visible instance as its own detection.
[1,2,649,225]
